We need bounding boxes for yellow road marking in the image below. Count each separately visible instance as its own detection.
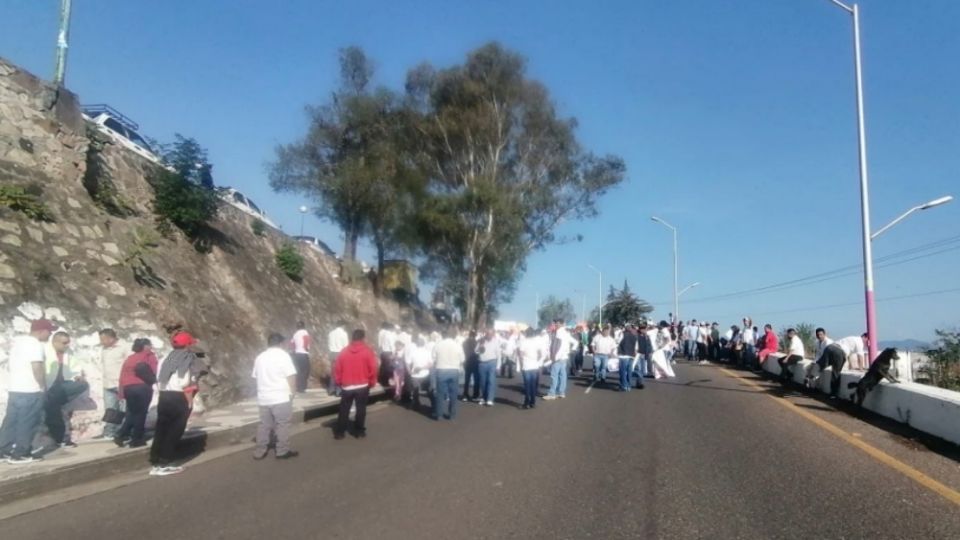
[719,368,960,508]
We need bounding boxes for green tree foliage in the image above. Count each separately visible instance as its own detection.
[251,219,266,237]
[275,243,305,282]
[918,328,960,391]
[150,135,218,237]
[780,322,817,356]
[537,295,576,328]
[596,281,653,327]
[269,46,424,280]
[408,43,626,326]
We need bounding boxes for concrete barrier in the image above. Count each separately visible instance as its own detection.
[761,353,960,446]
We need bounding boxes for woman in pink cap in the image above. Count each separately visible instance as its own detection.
[148,331,206,477]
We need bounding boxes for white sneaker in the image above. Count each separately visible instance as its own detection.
[485,400,494,406]
[149,466,162,476]
[6,456,39,465]
[152,466,184,476]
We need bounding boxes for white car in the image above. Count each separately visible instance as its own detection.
[219,187,279,229]
[82,104,165,166]
[293,235,337,257]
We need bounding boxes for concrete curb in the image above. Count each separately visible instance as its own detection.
[0,388,387,505]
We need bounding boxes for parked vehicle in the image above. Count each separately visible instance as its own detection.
[82,104,165,166]
[293,235,337,258]
[219,187,279,229]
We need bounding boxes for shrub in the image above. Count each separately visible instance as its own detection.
[0,184,54,222]
[275,243,305,281]
[150,169,219,237]
[919,329,960,391]
[251,219,266,237]
[82,127,135,217]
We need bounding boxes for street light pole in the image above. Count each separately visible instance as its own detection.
[53,0,73,86]
[871,196,953,240]
[651,217,679,323]
[587,265,602,327]
[298,206,308,237]
[678,282,701,297]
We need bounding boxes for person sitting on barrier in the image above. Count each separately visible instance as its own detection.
[756,324,779,370]
[777,328,805,384]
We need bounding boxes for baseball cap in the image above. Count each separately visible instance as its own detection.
[171,331,197,348]
[31,319,58,332]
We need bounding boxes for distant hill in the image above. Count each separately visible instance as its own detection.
[879,339,931,352]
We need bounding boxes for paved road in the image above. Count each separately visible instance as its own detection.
[4,362,960,539]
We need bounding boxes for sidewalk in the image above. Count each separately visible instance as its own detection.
[0,386,385,505]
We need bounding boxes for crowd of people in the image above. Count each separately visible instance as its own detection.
[1,313,872,477]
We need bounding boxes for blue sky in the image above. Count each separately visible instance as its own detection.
[2,0,957,340]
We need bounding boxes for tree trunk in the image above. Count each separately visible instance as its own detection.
[374,234,385,297]
[342,222,359,262]
[464,266,480,330]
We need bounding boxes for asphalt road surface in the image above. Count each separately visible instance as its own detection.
[4,362,960,539]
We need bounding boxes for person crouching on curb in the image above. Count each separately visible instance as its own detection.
[252,333,299,460]
[150,331,206,477]
[333,329,378,440]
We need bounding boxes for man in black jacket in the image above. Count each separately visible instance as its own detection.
[617,325,642,391]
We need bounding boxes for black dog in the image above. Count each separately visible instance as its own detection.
[848,348,900,406]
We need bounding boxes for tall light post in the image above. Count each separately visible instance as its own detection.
[53,0,73,86]
[651,216,679,323]
[587,264,602,327]
[298,205,308,237]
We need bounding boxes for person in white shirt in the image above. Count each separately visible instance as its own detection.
[431,329,465,420]
[544,322,578,400]
[777,328,806,383]
[476,329,503,406]
[0,319,56,464]
[518,329,547,409]
[97,328,128,439]
[407,337,433,411]
[377,323,396,356]
[326,321,349,396]
[591,327,617,384]
[684,320,699,360]
[290,322,312,393]
[500,330,519,379]
[741,319,756,367]
[252,333,299,460]
[812,330,866,399]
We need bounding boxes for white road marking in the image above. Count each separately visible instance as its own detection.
[585,381,595,394]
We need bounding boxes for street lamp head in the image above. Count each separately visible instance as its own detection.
[299,205,308,214]
[920,195,953,210]
[650,216,662,224]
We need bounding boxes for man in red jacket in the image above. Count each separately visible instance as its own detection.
[333,329,378,440]
[757,324,780,371]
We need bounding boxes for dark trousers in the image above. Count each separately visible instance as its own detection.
[709,342,721,361]
[293,353,311,392]
[463,356,480,399]
[696,342,707,361]
[117,384,153,444]
[500,359,515,379]
[778,355,803,382]
[45,379,88,444]
[817,345,847,397]
[521,370,539,407]
[0,392,44,459]
[150,391,189,466]
[336,386,370,435]
[570,350,584,374]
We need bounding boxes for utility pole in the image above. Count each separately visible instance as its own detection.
[53,0,73,86]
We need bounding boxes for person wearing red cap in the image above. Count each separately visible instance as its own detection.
[0,319,56,464]
[149,331,206,476]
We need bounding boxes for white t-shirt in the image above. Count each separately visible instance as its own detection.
[815,337,834,362]
[252,347,297,406]
[292,329,311,354]
[408,346,432,379]
[835,336,866,357]
[591,335,618,357]
[327,327,348,354]
[787,335,805,357]
[378,329,396,353]
[7,335,45,393]
[518,338,546,371]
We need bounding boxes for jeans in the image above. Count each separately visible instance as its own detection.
[117,384,152,444]
[293,353,311,392]
[478,361,497,403]
[463,356,480,400]
[409,376,432,410]
[255,400,293,456]
[685,340,697,358]
[433,369,459,419]
[618,357,634,390]
[594,354,608,382]
[548,361,568,396]
[336,386,370,435]
[521,370,539,406]
[642,354,653,377]
[45,379,89,444]
[150,391,190,466]
[102,387,122,438]
[0,392,44,458]
[499,359,515,379]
